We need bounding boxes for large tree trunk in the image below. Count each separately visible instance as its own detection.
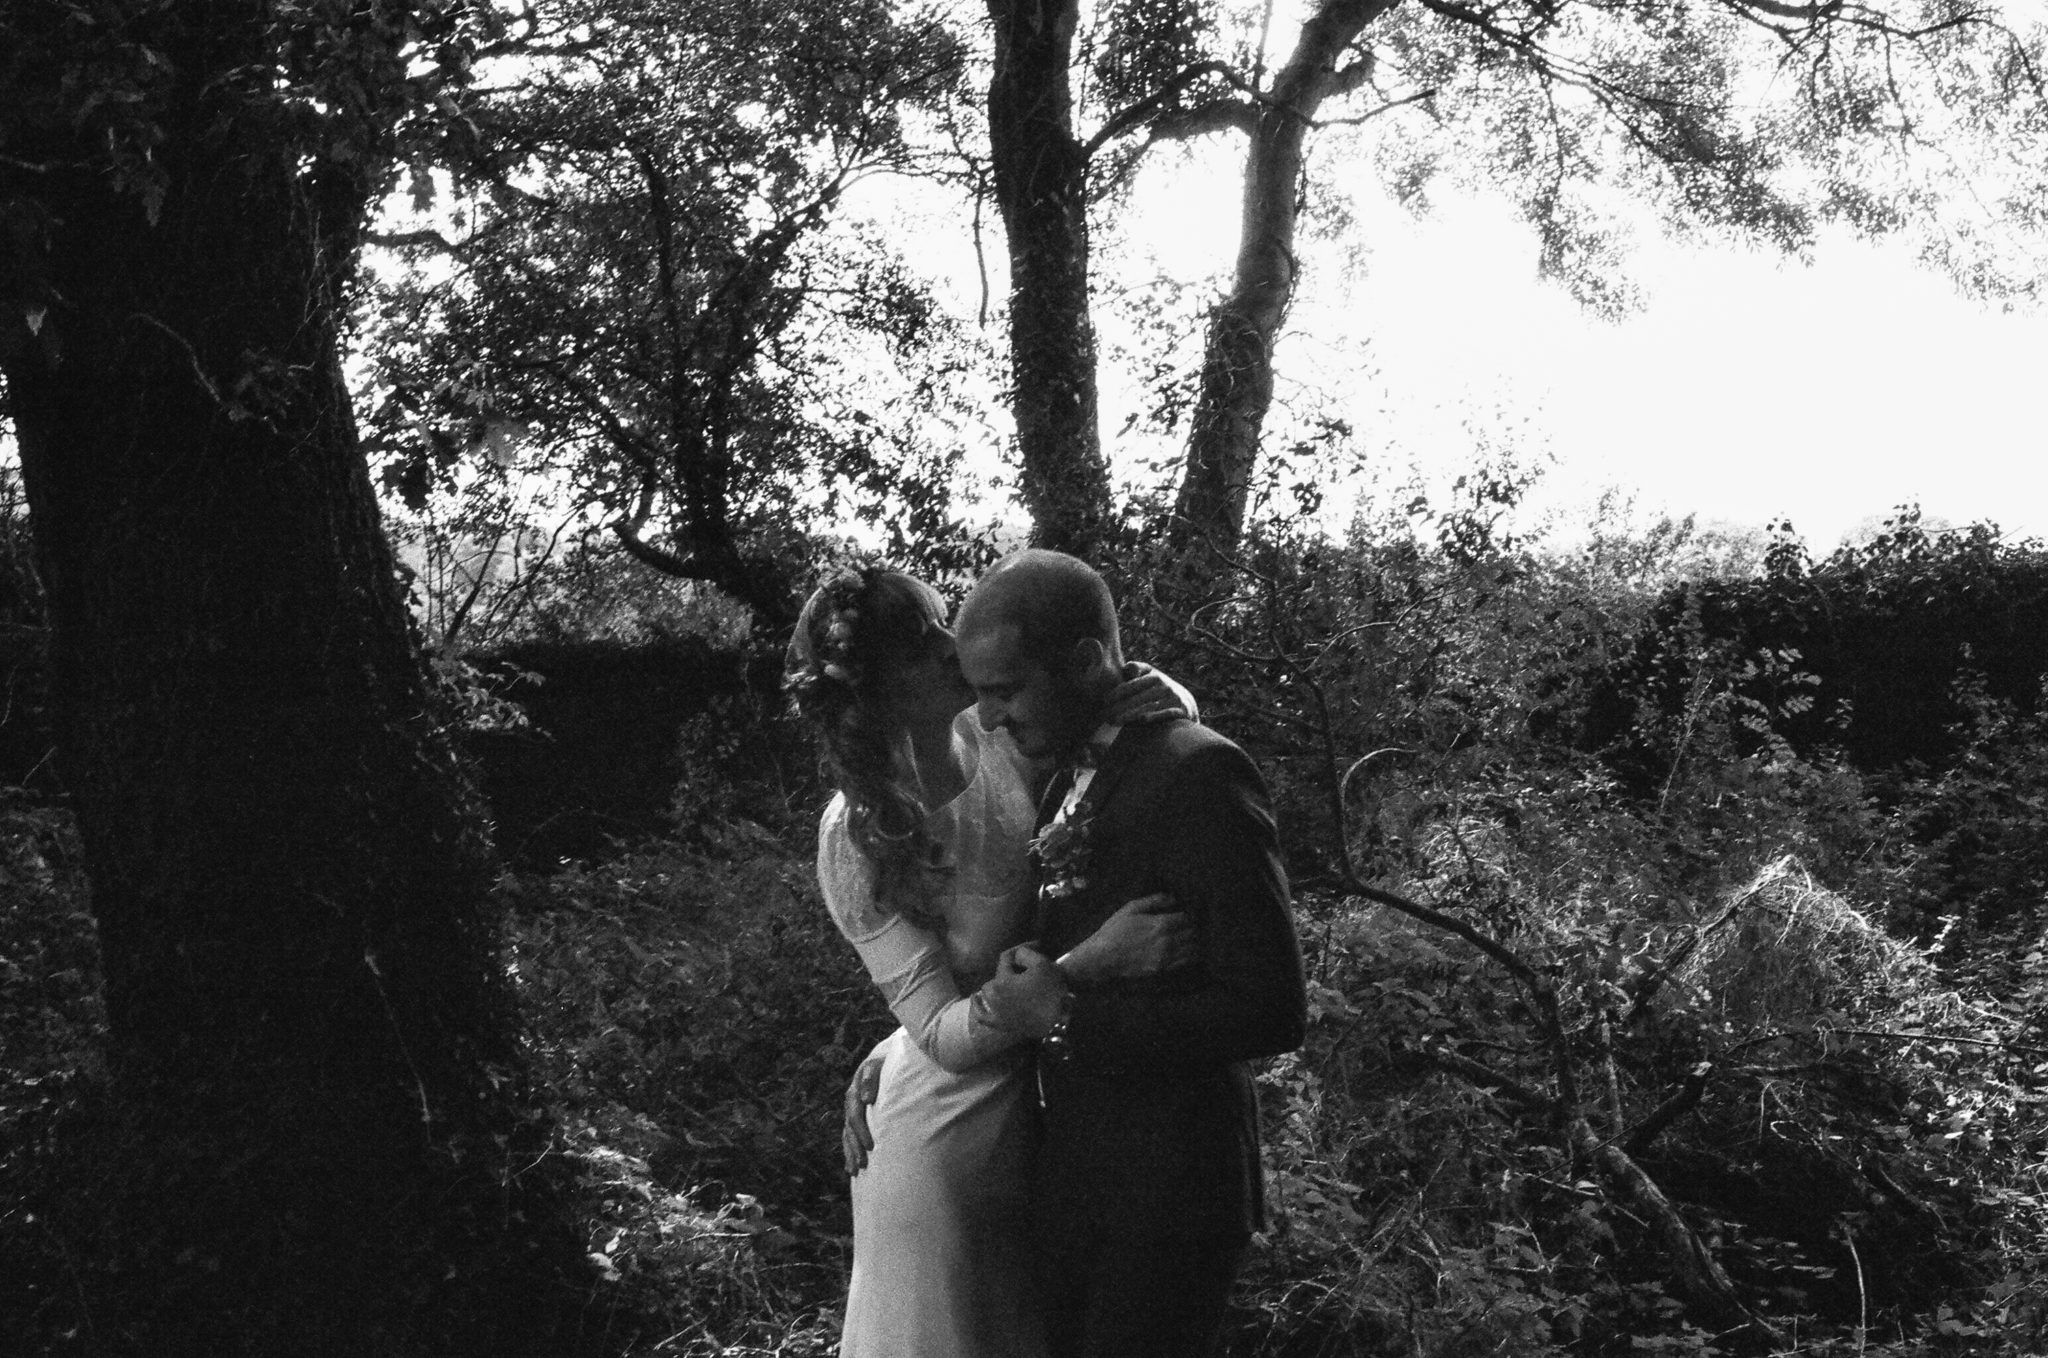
[1170,0,1393,555]
[986,0,1114,556]
[0,6,593,1352]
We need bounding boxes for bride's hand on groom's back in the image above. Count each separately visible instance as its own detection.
[1107,662,1197,725]
[1056,894,1195,986]
[841,1053,884,1177]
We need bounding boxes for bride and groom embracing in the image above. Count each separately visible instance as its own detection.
[786,548,1308,1358]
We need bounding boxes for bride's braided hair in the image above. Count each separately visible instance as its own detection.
[786,565,951,929]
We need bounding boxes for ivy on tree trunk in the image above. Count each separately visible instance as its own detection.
[986,0,1115,557]
[0,3,595,1351]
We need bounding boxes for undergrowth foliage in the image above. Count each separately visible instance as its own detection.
[500,818,886,1355]
[1102,501,2048,1354]
[6,504,2048,1355]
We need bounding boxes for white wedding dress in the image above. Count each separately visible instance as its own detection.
[817,709,1047,1358]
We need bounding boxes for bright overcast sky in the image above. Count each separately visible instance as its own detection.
[859,128,2048,556]
[1123,136,2048,553]
[1302,184,2048,553]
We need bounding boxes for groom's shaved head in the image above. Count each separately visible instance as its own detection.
[956,549,1120,669]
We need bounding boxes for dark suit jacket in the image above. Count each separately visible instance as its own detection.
[1033,717,1307,1240]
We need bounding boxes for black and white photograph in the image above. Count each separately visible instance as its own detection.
[4,1,2047,1354]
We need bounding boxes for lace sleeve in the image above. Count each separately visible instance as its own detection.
[817,799,1026,1072]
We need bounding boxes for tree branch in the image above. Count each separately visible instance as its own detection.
[1725,0,1843,24]
[1622,1060,1713,1155]
[629,145,692,374]
[1337,874,1543,992]
[1313,86,1439,129]
[1141,98,1260,147]
[364,228,468,255]
[1571,1114,1786,1347]
[1624,894,1744,1025]
[1323,52,1379,104]
[610,483,703,582]
[1424,1039,1558,1114]
[1085,61,1250,157]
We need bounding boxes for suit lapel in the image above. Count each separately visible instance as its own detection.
[1035,722,1166,945]
[1070,723,1141,826]
[1034,763,1077,832]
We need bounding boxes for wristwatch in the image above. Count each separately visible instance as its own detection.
[1041,990,1077,1063]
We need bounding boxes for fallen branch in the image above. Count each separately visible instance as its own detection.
[1820,1027,2048,1058]
[1360,877,1779,1347]
[1422,1039,1556,1116]
[1336,875,1541,992]
[1426,1039,1783,1348]
[1625,894,1745,1025]
[1622,1060,1712,1156]
[1571,1114,1786,1350]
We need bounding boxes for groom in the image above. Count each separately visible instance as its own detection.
[966,548,1307,1358]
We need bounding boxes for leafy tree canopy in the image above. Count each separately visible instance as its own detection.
[338,0,2047,582]
[1075,0,2048,546]
[357,0,989,627]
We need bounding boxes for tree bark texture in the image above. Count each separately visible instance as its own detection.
[986,0,1114,557]
[1171,0,1395,555]
[0,6,591,1351]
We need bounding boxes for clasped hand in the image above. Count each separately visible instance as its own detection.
[977,944,1067,1036]
[843,894,1194,1175]
[979,893,1196,1035]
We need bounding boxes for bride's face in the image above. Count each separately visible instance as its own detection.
[879,581,972,730]
[902,631,972,723]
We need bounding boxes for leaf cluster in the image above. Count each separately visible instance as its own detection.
[355,0,985,623]
[1,0,502,313]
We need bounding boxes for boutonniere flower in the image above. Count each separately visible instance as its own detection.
[1031,797,1097,902]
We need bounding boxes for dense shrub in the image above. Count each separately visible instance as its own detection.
[501,821,888,1353]
[1883,671,2048,938]
[1098,502,2048,1354]
[464,638,810,867]
[0,466,55,793]
[0,787,103,1346]
[6,500,2048,1357]
[1594,515,2048,780]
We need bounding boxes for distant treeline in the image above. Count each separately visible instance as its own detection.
[5,524,2046,872]
[1588,524,2048,782]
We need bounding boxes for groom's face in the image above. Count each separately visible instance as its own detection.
[957,623,1090,759]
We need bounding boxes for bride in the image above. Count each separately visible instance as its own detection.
[785,565,1192,1358]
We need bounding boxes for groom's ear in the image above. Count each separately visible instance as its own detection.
[1069,636,1112,680]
